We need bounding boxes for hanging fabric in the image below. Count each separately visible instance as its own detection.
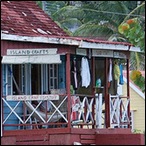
[81,57,91,88]
[71,96,80,121]
[71,57,78,90]
[108,58,113,88]
[113,60,120,80]
[119,64,124,85]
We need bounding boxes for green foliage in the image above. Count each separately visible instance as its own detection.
[134,75,145,93]
[132,129,142,134]
[36,1,42,9]
[118,18,145,52]
[73,23,113,38]
[130,70,145,93]
[36,1,145,70]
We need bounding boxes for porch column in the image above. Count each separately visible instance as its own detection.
[126,58,130,128]
[66,53,71,128]
[92,56,95,128]
[126,58,130,97]
[105,58,110,128]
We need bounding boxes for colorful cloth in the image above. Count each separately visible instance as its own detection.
[71,58,78,90]
[108,59,113,82]
[119,64,124,85]
[114,64,120,80]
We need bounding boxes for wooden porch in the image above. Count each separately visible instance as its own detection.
[2,93,131,129]
[1,128,144,145]
[2,93,144,145]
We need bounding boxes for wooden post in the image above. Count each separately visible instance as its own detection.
[66,53,71,128]
[92,57,95,128]
[126,58,130,97]
[126,58,130,128]
[105,58,110,128]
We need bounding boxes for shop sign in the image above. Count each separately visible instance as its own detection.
[7,48,57,56]
[113,51,127,58]
[76,48,87,56]
[6,95,59,101]
[92,49,113,57]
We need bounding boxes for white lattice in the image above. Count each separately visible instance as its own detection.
[120,98,130,123]
[95,93,103,128]
[110,95,120,127]
[109,94,130,128]
[2,98,23,124]
[72,96,94,123]
[2,95,68,129]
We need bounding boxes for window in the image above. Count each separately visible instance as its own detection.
[2,64,59,95]
[49,64,58,89]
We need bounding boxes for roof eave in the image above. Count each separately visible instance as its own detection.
[79,40,141,52]
[1,33,80,46]
[1,33,141,52]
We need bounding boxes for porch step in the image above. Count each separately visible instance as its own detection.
[80,134,95,145]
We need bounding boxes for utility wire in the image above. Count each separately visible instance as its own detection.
[78,8,145,17]
[43,2,145,17]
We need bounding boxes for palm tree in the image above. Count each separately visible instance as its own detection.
[118,1,145,70]
[51,1,130,37]
[36,1,145,70]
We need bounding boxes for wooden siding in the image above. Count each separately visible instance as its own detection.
[1,128,144,145]
[122,83,145,133]
[95,133,145,145]
[1,128,96,145]
[1,40,75,56]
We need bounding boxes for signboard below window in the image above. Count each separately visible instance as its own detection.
[6,95,59,101]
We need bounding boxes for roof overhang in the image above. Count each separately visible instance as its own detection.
[1,33,141,52]
[79,41,129,50]
[1,33,80,46]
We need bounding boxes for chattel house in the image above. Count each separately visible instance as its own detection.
[1,1,144,145]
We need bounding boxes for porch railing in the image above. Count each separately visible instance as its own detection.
[2,95,68,130]
[110,94,130,128]
[1,94,130,131]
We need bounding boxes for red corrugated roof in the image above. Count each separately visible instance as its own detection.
[1,1,69,37]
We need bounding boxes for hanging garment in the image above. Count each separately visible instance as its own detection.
[81,57,91,88]
[119,64,124,85]
[108,59,113,87]
[71,96,80,121]
[71,58,78,90]
[114,63,120,80]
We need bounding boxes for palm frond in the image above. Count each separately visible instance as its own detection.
[73,22,113,38]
